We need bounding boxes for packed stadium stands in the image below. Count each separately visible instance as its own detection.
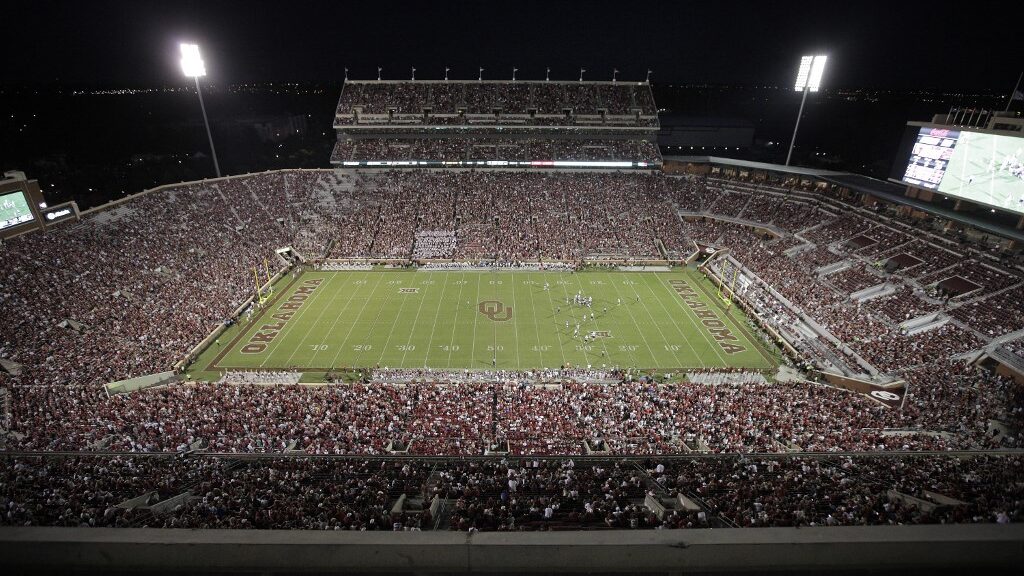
[2,79,1023,546]
[3,453,1021,530]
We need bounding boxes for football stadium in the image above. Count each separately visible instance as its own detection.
[2,4,1024,574]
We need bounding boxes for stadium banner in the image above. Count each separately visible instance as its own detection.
[338,160,653,169]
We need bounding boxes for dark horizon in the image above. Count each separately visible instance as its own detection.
[3,0,1020,91]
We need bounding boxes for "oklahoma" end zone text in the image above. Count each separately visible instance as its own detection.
[240,278,324,354]
[668,279,746,355]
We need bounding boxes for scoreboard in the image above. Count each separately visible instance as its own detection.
[0,190,35,231]
[900,127,960,190]
[0,172,47,239]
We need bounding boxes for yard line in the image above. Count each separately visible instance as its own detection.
[510,271,522,369]
[397,272,434,364]
[326,270,390,368]
[525,274,551,368]
[570,274,612,365]
[470,272,482,367]
[375,274,420,366]
[445,272,468,368]
[297,271,369,367]
[556,276,591,366]
[539,274,568,367]
[605,276,648,369]
[620,275,688,368]
[411,272,448,367]
[642,273,727,366]
[258,272,343,367]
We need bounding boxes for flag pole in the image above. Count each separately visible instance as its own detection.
[1005,70,1023,113]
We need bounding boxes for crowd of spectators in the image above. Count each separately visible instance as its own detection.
[4,454,1021,530]
[7,366,1019,455]
[331,138,660,164]
[335,81,658,117]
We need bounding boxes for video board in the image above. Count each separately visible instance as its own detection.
[937,131,1024,215]
[0,190,36,231]
[901,127,1024,215]
[900,127,959,190]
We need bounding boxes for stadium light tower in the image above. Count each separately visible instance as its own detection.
[786,54,827,166]
[180,43,221,178]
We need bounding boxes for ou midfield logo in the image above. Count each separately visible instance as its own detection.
[479,300,513,321]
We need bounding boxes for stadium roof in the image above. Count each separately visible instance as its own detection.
[664,155,1024,243]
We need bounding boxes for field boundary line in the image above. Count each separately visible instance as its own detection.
[511,272,522,368]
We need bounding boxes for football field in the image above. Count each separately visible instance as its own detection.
[204,269,776,372]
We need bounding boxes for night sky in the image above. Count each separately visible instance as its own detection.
[4,0,1018,89]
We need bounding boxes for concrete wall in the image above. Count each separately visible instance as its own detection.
[1,524,1021,573]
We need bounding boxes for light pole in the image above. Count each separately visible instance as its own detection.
[786,54,827,166]
[180,43,220,178]
[579,68,586,82]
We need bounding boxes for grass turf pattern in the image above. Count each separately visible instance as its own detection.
[207,269,776,372]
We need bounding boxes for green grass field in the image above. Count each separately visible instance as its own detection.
[199,269,777,373]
